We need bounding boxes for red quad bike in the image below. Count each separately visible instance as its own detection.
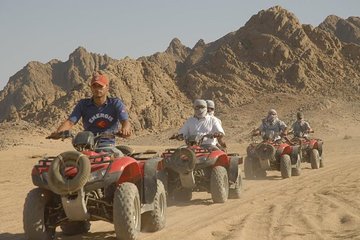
[244,131,301,179]
[162,133,243,203]
[23,131,166,240]
[290,131,324,169]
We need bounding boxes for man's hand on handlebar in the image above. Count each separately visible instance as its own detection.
[119,127,131,138]
[46,130,72,140]
[46,132,61,140]
[251,129,260,137]
[212,132,224,138]
[169,133,184,141]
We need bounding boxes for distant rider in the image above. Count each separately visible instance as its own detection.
[206,99,222,126]
[253,109,287,141]
[292,112,313,138]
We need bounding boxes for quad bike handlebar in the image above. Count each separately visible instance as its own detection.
[169,133,184,141]
[47,130,127,152]
[287,128,314,137]
[169,133,221,140]
[47,130,126,140]
[46,130,74,140]
[169,133,222,146]
[250,129,293,144]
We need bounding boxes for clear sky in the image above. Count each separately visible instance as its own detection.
[0,0,359,91]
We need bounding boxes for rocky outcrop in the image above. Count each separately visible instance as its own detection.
[319,15,360,45]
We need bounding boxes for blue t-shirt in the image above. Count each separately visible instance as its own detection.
[69,97,128,144]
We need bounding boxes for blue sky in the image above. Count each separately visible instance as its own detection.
[0,0,359,90]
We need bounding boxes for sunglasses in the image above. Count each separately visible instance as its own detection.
[207,108,214,111]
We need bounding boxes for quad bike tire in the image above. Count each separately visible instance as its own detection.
[23,188,55,240]
[141,180,166,232]
[229,171,243,199]
[280,155,292,179]
[244,156,255,179]
[116,145,135,156]
[113,182,141,240]
[60,221,91,236]
[320,155,324,168]
[254,168,267,178]
[244,156,266,179]
[48,151,91,195]
[291,154,301,176]
[165,148,196,174]
[255,143,276,161]
[310,149,320,169]
[210,166,229,203]
[173,187,193,202]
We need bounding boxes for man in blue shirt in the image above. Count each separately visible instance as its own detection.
[49,73,131,151]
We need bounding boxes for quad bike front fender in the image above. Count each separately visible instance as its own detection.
[193,152,229,170]
[212,151,230,167]
[192,150,228,169]
[32,172,51,190]
[110,157,142,184]
[86,157,143,192]
[310,139,323,156]
[275,144,292,158]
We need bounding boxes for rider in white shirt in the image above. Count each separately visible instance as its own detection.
[178,99,226,149]
[206,100,222,126]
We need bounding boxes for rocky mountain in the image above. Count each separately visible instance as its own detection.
[319,15,360,45]
[1,5,360,135]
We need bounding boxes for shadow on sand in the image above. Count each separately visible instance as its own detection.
[0,231,118,240]
[245,175,283,181]
[58,231,117,240]
[168,197,217,207]
[0,233,25,240]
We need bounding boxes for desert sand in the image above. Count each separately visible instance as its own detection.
[0,97,360,240]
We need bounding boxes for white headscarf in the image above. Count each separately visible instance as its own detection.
[267,109,278,125]
[206,100,215,116]
[194,99,207,119]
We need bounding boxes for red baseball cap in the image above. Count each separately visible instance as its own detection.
[91,74,109,86]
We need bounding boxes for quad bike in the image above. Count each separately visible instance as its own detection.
[244,131,301,179]
[162,133,243,203]
[289,131,324,169]
[23,131,166,240]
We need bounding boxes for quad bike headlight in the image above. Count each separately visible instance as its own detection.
[89,169,106,182]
